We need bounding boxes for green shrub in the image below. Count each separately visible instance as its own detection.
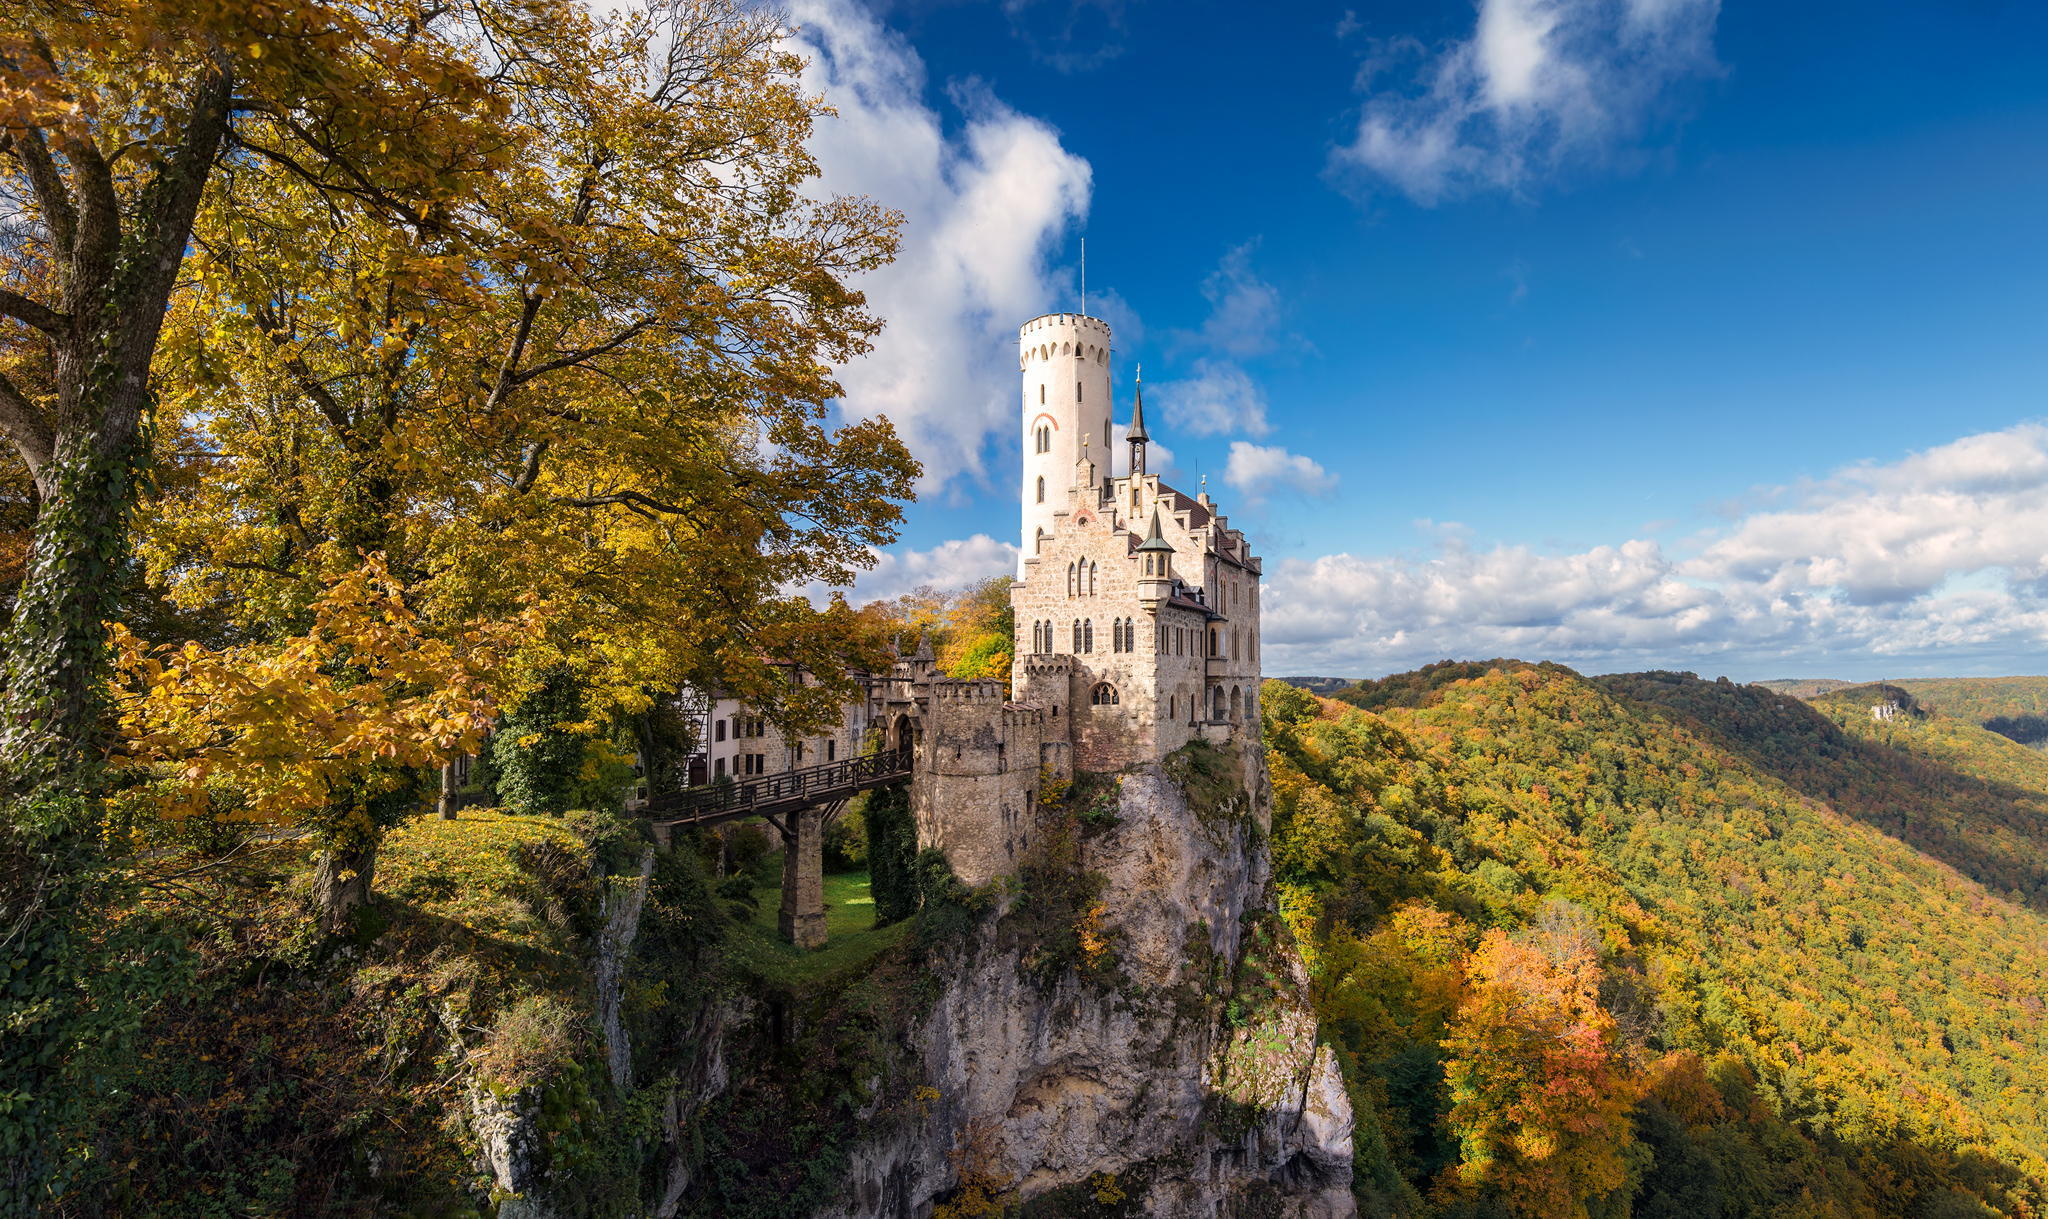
[865,781,919,925]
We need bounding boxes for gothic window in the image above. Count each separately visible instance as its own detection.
[1067,562,1076,597]
[1036,476,1045,503]
[1088,561,1097,595]
[1073,619,1083,652]
[827,740,837,762]
[1092,682,1119,706]
[1231,688,1243,721]
[1032,620,1042,653]
[1083,619,1095,653]
[1036,424,1051,452]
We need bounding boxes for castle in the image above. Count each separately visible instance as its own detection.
[910,311,1263,886]
[657,311,1266,945]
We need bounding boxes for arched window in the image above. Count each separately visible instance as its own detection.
[1073,619,1083,651]
[1077,380,1084,402]
[1036,476,1045,504]
[1230,687,1243,721]
[1088,561,1097,595]
[1213,686,1226,721]
[1083,619,1094,653]
[1067,562,1077,597]
[1092,682,1119,706]
[1032,620,1043,653]
[1040,385,1046,406]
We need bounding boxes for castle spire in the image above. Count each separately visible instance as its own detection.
[1128,367,1149,478]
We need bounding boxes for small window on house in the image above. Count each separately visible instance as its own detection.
[1040,384,1046,405]
[1037,476,1045,503]
[1077,380,1083,402]
[827,740,836,762]
[1092,682,1119,706]
[715,757,726,777]
[715,720,727,742]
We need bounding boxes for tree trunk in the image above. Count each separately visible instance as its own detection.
[311,836,379,936]
[438,762,456,819]
[0,65,231,798]
[0,419,143,793]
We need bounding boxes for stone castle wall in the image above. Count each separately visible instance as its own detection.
[912,679,1066,888]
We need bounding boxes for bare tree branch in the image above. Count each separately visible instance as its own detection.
[0,367,54,471]
[0,288,66,334]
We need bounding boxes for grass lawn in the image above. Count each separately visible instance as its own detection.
[725,855,910,986]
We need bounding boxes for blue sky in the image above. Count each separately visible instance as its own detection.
[788,0,2048,681]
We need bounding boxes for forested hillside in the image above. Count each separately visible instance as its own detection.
[1264,665,2048,1218]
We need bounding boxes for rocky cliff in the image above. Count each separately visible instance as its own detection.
[824,740,1356,1216]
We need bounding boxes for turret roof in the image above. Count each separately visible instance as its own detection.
[1137,509,1174,552]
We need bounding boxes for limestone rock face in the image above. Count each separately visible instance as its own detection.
[828,743,1357,1218]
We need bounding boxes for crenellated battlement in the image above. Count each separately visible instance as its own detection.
[928,678,1007,704]
[1022,653,1073,677]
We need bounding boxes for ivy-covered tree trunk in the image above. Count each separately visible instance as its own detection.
[0,426,145,793]
[0,66,231,799]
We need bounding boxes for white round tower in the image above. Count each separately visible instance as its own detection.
[1018,313,1113,565]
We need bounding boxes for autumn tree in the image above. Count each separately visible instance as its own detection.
[0,0,535,797]
[136,0,911,925]
[1439,903,1639,1217]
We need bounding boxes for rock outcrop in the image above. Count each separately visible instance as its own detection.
[827,740,1356,1217]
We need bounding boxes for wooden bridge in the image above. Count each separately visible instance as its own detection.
[641,748,914,950]
[641,748,912,829]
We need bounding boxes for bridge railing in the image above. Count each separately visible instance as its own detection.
[645,747,911,822]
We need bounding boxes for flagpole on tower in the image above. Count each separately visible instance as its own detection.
[1081,236,1087,315]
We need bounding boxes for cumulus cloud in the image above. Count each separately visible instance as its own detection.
[1150,358,1271,438]
[1263,422,2048,679]
[787,0,1091,492]
[1224,442,1336,503]
[1331,0,1720,204]
[839,534,1018,605]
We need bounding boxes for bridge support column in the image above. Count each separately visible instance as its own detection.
[778,806,829,949]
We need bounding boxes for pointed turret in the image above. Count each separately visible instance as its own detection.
[1128,368,1149,479]
[1138,509,1174,607]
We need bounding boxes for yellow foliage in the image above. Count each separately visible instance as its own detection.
[111,555,525,825]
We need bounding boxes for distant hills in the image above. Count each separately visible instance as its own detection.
[1754,675,2048,749]
[1264,662,2048,1215]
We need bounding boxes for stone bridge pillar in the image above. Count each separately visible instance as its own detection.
[778,804,832,949]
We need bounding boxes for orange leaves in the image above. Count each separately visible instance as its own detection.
[1440,915,1639,1218]
[111,554,530,824]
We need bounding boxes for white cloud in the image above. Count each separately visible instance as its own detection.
[1264,422,2048,679]
[841,534,1018,605]
[1151,358,1271,438]
[1224,441,1336,502]
[1195,243,1286,358]
[1331,0,1719,204]
[788,0,1091,492]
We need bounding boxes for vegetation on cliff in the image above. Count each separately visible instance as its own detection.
[1265,666,2048,1218]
